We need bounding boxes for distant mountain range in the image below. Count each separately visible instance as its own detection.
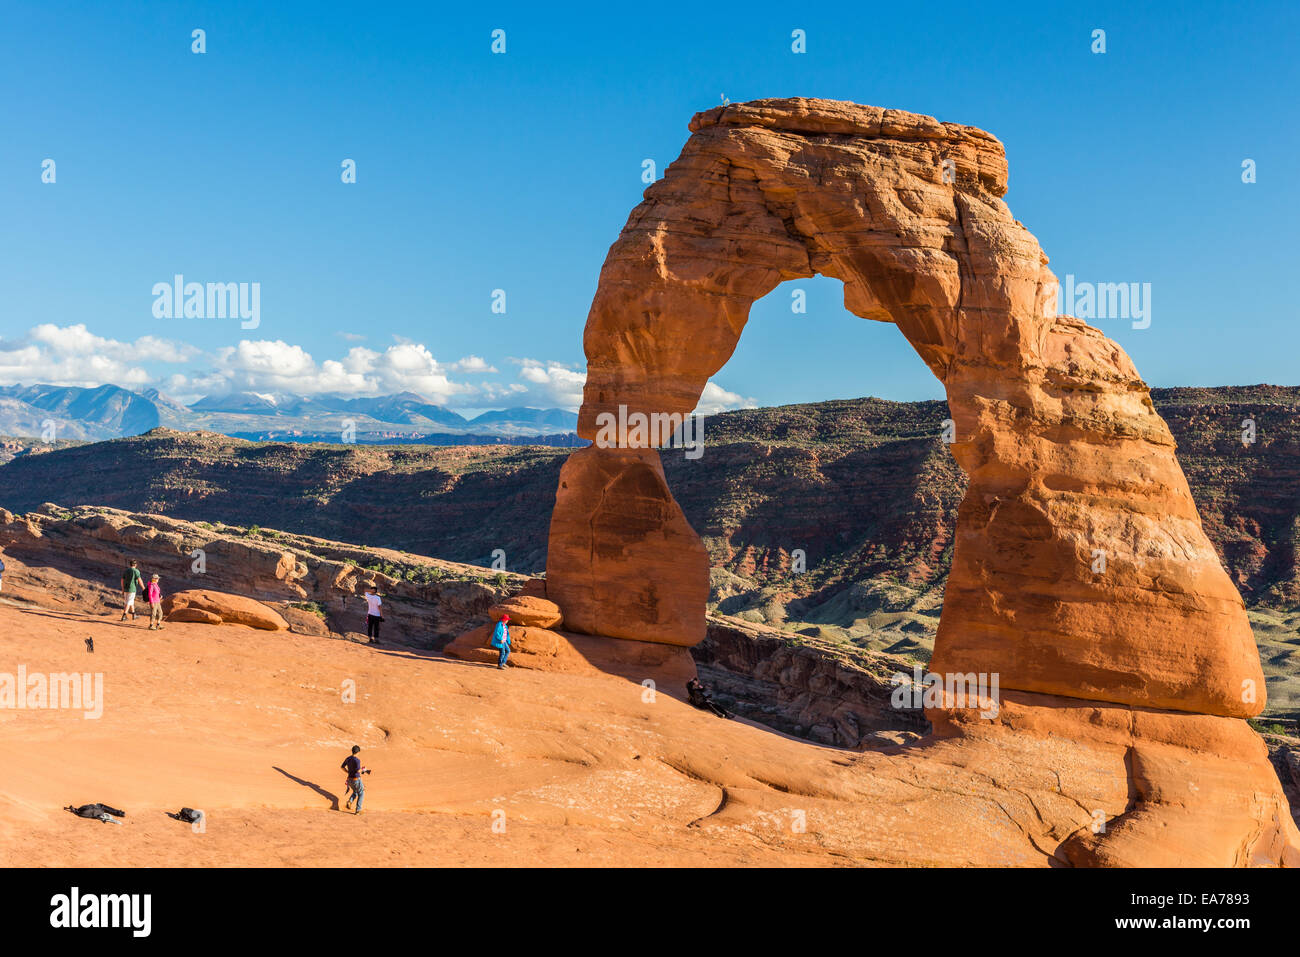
[0,384,579,444]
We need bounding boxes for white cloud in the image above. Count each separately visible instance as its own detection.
[29,323,110,355]
[160,369,228,397]
[27,323,197,363]
[218,340,316,378]
[200,339,472,404]
[488,364,753,415]
[0,324,197,390]
[508,358,586,409]
[448,355,496,374]
[695,381,758,415]
[135,335,200,362]
[0,323,767,418]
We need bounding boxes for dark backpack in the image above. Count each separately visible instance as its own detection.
[178,807,203,824]
[71,803,125,819]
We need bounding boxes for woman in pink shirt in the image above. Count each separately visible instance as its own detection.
[146,574,164,630]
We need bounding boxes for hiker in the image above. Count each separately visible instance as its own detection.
[341,745,370,814]
[687,678,734,719]
[0,548,5,592]
[361,585,382,642]
[146,573,164,630]
[120,560,144,621]
[490,613,511,669]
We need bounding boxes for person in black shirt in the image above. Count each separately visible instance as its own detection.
[341,745,369,814]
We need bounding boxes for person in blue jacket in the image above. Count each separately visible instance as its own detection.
[491,613,512,669]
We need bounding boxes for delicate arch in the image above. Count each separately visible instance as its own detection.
[547,98,1261,719]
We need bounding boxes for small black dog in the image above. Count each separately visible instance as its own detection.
[85,637,94,653]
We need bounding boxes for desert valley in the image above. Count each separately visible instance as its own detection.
[2,377,1298,867]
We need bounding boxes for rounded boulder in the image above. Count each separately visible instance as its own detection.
[488,595,562,629]
[163,589,290,631]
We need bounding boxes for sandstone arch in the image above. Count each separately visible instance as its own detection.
[549,97,1260,717]
[543,98,1298,865]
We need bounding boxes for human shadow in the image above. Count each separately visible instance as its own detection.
[5,606,151,632]
[272,766,340,811]
[372,645,451,664]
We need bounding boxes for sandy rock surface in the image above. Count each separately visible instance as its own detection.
[2,602,1295,867]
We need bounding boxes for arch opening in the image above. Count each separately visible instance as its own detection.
[661,275,957,661]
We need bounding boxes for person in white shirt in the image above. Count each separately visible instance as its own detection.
[361,585,383,642]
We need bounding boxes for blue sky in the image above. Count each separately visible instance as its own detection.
[2,0,1296,413]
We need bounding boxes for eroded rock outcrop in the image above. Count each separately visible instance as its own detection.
[0,504,513,645]
[164,589,290,631]
[487,595,563,629]
[694,615,928,748]
[548,447,709,646]
[541,97,1298,865]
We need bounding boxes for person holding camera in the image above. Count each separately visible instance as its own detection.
[341,745,371,814]
[360,585,383,643]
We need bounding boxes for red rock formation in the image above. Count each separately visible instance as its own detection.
[164,589,289,631]
[488,595,563,629]
[695,614,928,747]
[548,447,708,646]
[550,97,1259,712]
[542,97,1298,865]
[0,505,509,645]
